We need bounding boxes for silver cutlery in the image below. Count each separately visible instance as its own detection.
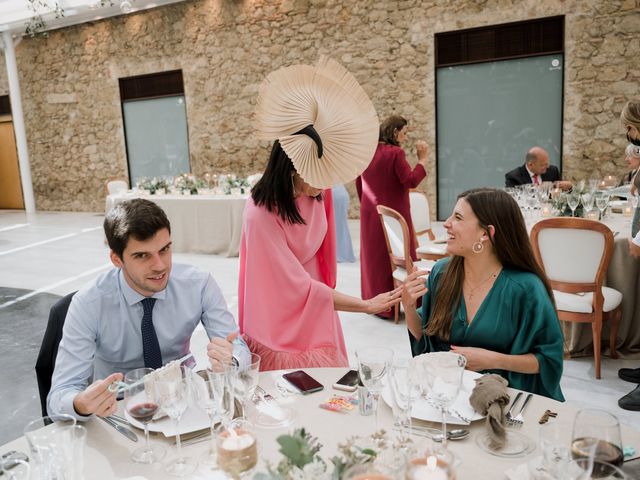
[394,425,469,442]
[179,430,211,447]
[505,391,523,425]
[510,393,533,427]
[108,414,131,426]
[99,416,138,442]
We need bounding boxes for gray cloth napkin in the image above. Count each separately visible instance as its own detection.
[469,374,510,449]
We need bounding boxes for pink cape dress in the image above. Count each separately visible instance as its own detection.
[238,190,348,371]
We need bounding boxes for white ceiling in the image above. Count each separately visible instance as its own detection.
[0,0,189,35]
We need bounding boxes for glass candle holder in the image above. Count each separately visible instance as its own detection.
[216,419,258,479]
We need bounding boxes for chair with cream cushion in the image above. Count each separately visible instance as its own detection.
[530,217,622,379]
[377,205,435,324]
[409,190,448,261]
[105,177,129,195]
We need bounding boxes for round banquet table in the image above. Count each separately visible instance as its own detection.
[2,368,639,479]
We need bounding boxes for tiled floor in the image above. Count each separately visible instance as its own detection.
[0,209,638,446]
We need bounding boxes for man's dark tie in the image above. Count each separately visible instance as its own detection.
[141,297,162,369]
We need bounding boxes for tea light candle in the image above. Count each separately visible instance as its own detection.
[217,428,258,475]
[542,205,552,217]
[623,206,633,217]
[407,456,450,480]
[586,211,599,220]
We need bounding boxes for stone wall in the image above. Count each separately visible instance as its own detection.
[0,0,638,212]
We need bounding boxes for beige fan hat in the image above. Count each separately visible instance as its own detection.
[254,56,380,189]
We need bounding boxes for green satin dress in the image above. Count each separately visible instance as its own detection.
[410,258,565,401]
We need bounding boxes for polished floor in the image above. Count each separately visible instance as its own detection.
[0,210,638,446]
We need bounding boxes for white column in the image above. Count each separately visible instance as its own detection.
[2,31,35,214]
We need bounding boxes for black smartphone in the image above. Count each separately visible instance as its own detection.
[332,369,359,392]
[282,370,324,394]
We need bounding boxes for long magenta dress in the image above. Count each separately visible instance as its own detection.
[357,143,426,313]
[238,191,348,371]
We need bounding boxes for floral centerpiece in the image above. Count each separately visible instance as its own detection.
[174,173,207,195]
[137,177,169,195]
[254,428,388,480]
[225,175,250,195]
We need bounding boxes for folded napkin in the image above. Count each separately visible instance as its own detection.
[469,374,510,449]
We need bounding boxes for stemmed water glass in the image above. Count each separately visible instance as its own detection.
[195,365,236,467]
[567,192,580,218]
[125,368,165,464]
[581,192,595,218]
[356,347,394,429]
[421,352,466,448]
[154,365,197,476]
[389,359,421,442]
[595,193,610,220]
[232,353,261,420]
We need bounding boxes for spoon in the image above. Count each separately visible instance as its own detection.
[394,426,470,442]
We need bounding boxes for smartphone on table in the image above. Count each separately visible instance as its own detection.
[282,370,324,394]
[332,369,360,392]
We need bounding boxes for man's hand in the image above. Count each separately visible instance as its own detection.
[629,238,640,258]
[73,372,122,417]
[556,180,573,191]
[207,331,238,371]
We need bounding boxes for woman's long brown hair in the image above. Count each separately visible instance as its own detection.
[425,188,555,340]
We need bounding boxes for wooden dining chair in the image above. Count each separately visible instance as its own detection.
[409,190,448,261]
[377,205,435,324]
[530,217,622,379]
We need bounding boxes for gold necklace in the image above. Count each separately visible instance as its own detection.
[464,266,502,301]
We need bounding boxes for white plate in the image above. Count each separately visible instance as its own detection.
[381,370,484,425]
[124,390,210,437]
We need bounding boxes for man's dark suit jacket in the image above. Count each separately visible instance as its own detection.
[504,164,561,188]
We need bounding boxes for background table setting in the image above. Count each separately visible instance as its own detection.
[509,182,640,359]
[2,354,640,479]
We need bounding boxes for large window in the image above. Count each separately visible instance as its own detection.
[435,17,564,219]
[119,70,191,186]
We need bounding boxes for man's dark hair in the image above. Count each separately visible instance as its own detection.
[104,199,171,258]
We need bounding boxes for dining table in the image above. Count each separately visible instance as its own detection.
[105,191,248,257]
[2,368,639,479]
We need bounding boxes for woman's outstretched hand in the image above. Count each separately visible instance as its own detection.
[401,269,430,307]
[365,286,403,315]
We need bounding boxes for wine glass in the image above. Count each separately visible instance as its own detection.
[196,366,236,467]
[232,353,261,420]
[154,365,197,476]
[581,192,595,217]
[421,352,466,448]
[356,347,394,429]
[125,367,165,464]
[567,192,580,218]
[388,359,421,442]
[571,409,623,477]
[595,193,610,220]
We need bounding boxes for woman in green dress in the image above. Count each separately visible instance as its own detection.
[402,188,564,401]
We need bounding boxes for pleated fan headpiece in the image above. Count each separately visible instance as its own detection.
[254,56,379,189]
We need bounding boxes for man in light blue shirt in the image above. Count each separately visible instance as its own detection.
[48,199,250,420]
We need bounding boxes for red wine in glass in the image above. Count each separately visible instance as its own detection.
[129,402,159,423]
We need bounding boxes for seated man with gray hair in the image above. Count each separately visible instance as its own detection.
[505,146,572,190]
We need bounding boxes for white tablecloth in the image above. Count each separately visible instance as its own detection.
[3,368,639,479]
[106,192,247,257]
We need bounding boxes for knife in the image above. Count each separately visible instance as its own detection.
[99,416,138,442]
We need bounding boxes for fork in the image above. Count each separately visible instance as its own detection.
[505,391,522,425]
[510,393,533,427]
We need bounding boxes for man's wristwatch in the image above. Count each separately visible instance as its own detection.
[231,357,239,367]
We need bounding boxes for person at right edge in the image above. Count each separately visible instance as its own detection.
[618,99,640,411]
[357,115,428,319]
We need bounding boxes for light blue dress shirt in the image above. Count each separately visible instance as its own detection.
[48,263,249,419]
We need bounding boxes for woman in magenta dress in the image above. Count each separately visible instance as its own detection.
[239,142,402,371]
[357,115,428,318]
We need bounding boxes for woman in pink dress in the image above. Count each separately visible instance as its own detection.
[357,115,428,318]
[239,141,402,371]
